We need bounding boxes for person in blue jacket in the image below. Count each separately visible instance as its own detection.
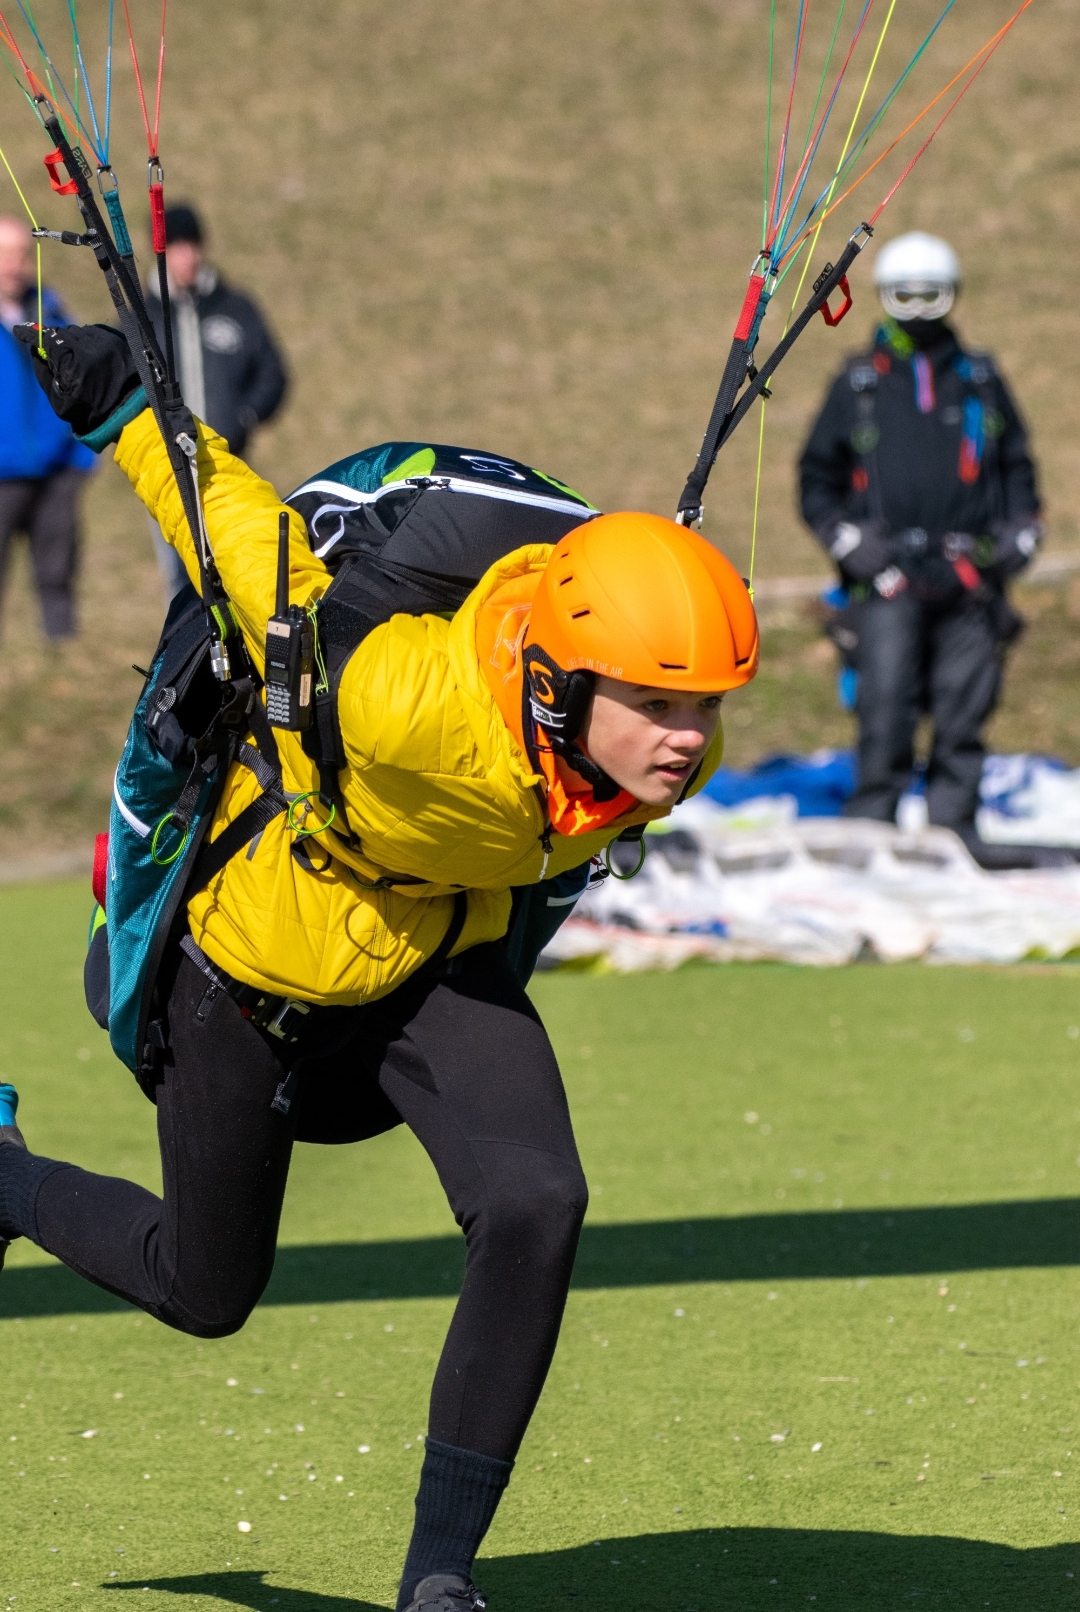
[0,215,95,639]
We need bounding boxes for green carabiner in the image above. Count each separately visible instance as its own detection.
[287,792,337,839]
[150,811,191,866]
[604,834,647,881]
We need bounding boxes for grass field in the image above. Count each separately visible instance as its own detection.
[3,0,1080,856]
[3,880,1080,1610]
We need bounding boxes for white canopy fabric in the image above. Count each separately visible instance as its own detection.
[543,796,1080,971]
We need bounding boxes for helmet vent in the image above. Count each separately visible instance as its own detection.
[659,662,687,670]
[558,574,574,586]
[571,609,591,619]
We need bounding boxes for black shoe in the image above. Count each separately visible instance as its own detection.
[952,824,1078,871]
[0,1118,27,1274]
[402,1576,487,1612]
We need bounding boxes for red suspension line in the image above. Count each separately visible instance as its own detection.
[766,0,813,248]
[768,0,878,255]
[776,0,1036,269]
[867,0,1033,224]
[0,12,88,151]
[121,0,167,156]
[0,6,41,88]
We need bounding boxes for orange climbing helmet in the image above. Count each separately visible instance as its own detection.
[521,511,759,799]
[526,510,759,691]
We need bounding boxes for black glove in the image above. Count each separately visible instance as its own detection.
[989,515,1042,578]
[818,517,895,581]
[13,322,142,439]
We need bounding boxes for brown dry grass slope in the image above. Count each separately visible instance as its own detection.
[1,0,1078,855]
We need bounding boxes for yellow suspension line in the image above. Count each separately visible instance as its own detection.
[786,0,899,318]
[747,393,768,601]
[746,0,899,596]
[0,139,45,354]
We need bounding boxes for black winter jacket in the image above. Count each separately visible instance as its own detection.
[146,267,287,458]
[799,323,1039,550]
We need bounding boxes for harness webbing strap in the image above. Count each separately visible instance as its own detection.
[429,890,469,973]
[243,701,281,780]
[183,727,288,899]
[185,784,288,899]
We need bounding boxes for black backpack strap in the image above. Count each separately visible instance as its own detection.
[301,559,386,843]
[428,890,469,974]
[185,739,288,899]
[244,687,282,777]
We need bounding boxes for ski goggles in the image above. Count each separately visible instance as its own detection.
[879,282,956,322]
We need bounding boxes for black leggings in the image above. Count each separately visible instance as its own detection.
[29,943,588,1463]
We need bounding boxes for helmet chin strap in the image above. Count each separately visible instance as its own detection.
[547,733,623,803]
[521,647,623,802]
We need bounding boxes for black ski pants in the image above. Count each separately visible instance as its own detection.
[0,469,87,640]
[846,590,1002,829]
[28,942,588,1464]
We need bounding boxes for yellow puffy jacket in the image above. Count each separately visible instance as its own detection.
[116,411,725,1005]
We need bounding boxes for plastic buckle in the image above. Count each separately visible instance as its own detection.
[262,998,311,1042]
[820,276,853,328]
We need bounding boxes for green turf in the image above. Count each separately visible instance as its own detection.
[2,881,1080,1610]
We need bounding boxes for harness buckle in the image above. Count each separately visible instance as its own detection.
[261,998,311,1041]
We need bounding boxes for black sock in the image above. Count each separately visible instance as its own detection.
[396,1438,513,1610]
[0,1143,70,1242]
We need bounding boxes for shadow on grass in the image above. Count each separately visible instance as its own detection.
[4,1198,1078,1320]
[104,1572,378,1609]
[102,1527,1080,1610]
[480,1527,1080,1610]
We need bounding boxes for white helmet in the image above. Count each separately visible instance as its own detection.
[873,231,960,322]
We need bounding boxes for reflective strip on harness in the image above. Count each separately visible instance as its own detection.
[291,476,598,558]
[113,772,152,838]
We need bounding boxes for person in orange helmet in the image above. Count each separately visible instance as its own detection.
[2,323,757,1612]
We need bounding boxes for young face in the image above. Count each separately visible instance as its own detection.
[572,675,723,806]
[165,239,204,290]
[0,217,33,305]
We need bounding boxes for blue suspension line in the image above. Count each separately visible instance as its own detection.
[780,0,958,252]
[771,0,876,260]
[66,0,103,163]
[770,0,809,240]
[15,0,106,163]
[102,0,115,167]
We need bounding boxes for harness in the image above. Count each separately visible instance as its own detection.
[290,443,602,847]
[845,334,1005,531]
[92,442,607,1089]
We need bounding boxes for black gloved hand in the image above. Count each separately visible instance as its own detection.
[819,517,895,582]
[989,515,1042,578]
[13,322,142,438]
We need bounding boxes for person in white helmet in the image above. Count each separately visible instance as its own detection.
[798,231,1054,869]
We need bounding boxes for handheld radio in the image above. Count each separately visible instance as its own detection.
[264,511,313,731]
